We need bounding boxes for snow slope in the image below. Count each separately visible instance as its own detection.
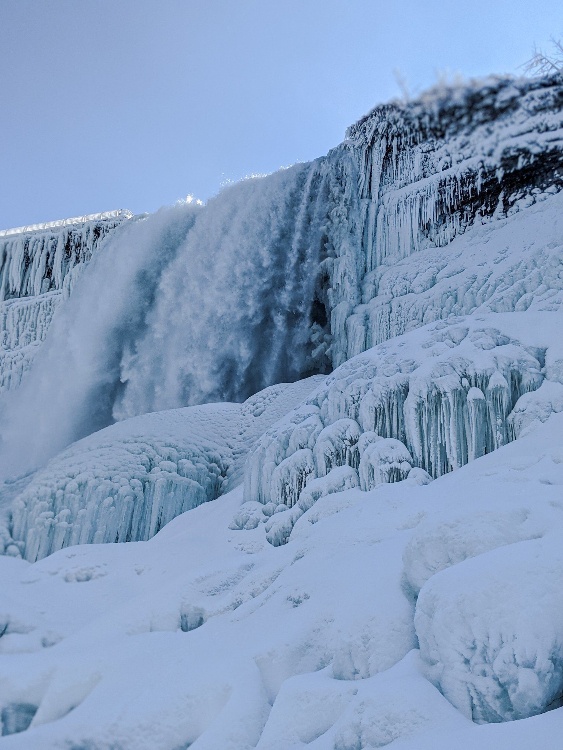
[1,408,563,746]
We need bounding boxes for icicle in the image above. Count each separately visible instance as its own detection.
[486,371,511,450]
[269,449,316,508]
[359,438,413,490]
[313,419,361,476]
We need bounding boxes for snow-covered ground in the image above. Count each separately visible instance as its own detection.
[1,401,563,747]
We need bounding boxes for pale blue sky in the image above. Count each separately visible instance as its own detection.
[1,0,561,228]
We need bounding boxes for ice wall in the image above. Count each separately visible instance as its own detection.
[0,211,132,393]
[243,317,545,516]
[0,210,132,301]
[339,76,563,360]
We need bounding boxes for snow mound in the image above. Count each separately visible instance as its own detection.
[9,404,239,562]
[415,534,563,723]
[7,377,324,561]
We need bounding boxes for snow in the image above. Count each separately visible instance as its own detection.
[1,408,563,747]
[2,75,563,747]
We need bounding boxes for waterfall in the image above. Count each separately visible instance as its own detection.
[2,75,563,487]
[0,166,335,479]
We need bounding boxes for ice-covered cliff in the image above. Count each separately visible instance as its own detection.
[0,211,132,393]
[2,76,563,478]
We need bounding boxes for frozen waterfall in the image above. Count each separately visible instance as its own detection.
[2,75,563,486]
[0,165,338,478]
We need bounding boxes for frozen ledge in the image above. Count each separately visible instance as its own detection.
[0,209,133,238]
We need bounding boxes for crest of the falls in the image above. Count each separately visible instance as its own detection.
[111,163,336,418]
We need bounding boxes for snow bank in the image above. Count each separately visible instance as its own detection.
[415,534,563,723]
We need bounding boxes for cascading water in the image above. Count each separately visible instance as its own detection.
[112,162,335,419]
[0,164,340,479]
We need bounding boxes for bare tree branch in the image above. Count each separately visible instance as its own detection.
[523,37,563,75]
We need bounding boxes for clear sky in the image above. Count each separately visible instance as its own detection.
[1,0,562,228]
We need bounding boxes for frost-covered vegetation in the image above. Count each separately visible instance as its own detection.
[1,75,563,747]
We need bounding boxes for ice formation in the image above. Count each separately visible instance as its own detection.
[2,76,563,476]
[0,211,131,393]
[244,315,546,510]
[2,75,563,748]
[7,377,324,561]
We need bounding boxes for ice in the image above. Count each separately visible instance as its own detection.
[0,211,131,302]
[359,437,413,490]
[245,314,547,507]
[403,507,542,596]
[507,380,563,438]
[7,377,323,561]
[0,408,563,747]
[269,449,316,509]
[9,404,239,562]
[1,76,563,748]
[0,214,131,394]
[263,466,359,546]
[313,419,361,475]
